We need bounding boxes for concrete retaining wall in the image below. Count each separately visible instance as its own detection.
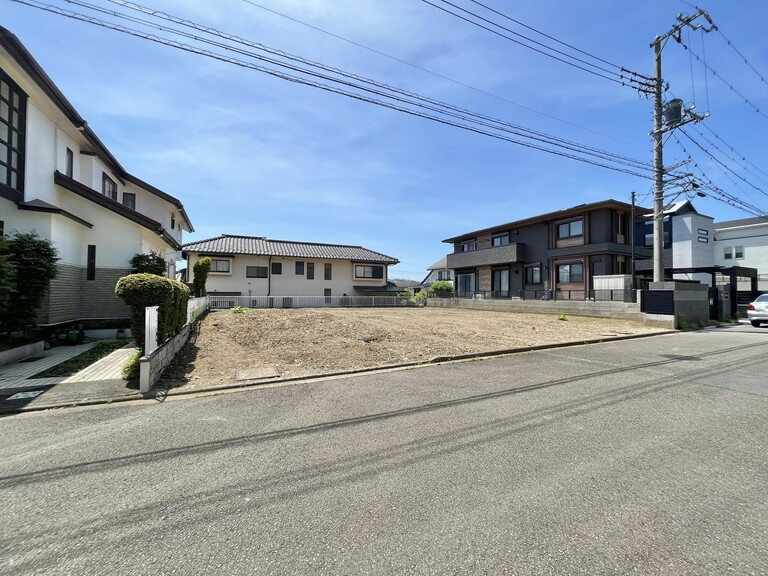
[0,341,45,366]
[139,324,190,393]
[427,297,674,328]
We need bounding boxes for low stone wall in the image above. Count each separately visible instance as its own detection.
[139,324,191,393]
[0,341,45,366]
[427,297,674,328]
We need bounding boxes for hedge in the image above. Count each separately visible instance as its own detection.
[115,273,190,353]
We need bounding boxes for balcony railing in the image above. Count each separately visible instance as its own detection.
[454,289,637,303]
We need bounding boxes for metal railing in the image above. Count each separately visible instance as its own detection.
[207,295,418,309]
[454,289,637,303]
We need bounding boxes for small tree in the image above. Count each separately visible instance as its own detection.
[0,236,16,318]
[0,232,59,334]
[129,250,168,276]
[428,280,455,298]
[192,257,211,297]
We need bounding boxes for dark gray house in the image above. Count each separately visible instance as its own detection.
[443,199,652,299]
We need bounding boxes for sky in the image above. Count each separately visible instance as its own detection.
[3,0,767,279]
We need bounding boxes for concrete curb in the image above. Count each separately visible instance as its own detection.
[7,329,677,413]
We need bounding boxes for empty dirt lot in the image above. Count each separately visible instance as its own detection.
[160,307,666,388]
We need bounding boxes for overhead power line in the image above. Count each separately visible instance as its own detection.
[420,0,654,93]
[239,0,643,149]
[13,0,658,179]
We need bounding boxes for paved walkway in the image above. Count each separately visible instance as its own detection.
[0,341,142,413]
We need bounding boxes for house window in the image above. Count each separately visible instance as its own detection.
[324,288,332,304]
[460,240,476,252]
[324,263,332,280]
[271,262,282,275]
[65,147,74,178]
[0,69,27,196]
[724,247,733,260]
[557,218,583,239]
[492,233,509,247]
[355,265,384,279]
[86,245,96,281]
[102,173,117,200]
[307,262,315,280]
[295,261,304,275]
[210,258,231,273]
[525,265,541,284]
[557,263,583,284]
[246,266,268,278]
[122,192,136,210]
[734,246,744,259]
[171,214,176,230]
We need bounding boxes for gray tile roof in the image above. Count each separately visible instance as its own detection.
[182,235,398,264]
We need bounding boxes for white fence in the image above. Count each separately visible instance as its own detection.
[141,297,210,392]
[208,295,416,309]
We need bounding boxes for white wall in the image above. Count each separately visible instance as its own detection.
[672,213,714,285]
[715,221,768,274]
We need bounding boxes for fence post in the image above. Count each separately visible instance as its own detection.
[145,305,159,355]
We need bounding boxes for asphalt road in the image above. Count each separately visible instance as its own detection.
[1,326,766,575]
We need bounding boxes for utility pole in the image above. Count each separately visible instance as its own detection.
[650,8,714,283]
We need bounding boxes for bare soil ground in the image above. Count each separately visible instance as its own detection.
[159,307,664,389]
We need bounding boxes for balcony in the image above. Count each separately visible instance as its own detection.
[447,242,524,269]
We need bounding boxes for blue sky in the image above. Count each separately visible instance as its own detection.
[3,0,767,279]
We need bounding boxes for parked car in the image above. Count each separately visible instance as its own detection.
[746,294,768,327]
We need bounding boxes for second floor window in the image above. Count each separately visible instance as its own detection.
[557,218,583,239]
[355,265,384,279]
[210,259,230,273]
[102,173,117,200]
[295,261,304,275]
[307,262,315,279]
[122,193,136,210]
[324,263,332,280]
[460,240,476,252]
[65,148,74,178]
[492,233,509,247]
[0,69,27,196]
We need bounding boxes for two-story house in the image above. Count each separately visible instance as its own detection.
[183,234,399,302]
[714,216,768,292]
[0,26,194,326]
[443,199,651,299]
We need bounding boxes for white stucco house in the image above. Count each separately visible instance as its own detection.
[714,216,768,291]
[183,235,399,300]
[0,27,194,327]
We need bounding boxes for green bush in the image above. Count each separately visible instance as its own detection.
[0,232,59,335]
[122,349,141,381]
[115,273,190,353]
[428,280,455,298]
[192,257,211,297]
[129,250,168,276]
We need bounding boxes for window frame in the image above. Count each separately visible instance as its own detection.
[734,246,744,259]
[324,263,332,281]
[459,240,477,252]
[246,266,269,278]
[355,264,384,279]
[122,192,136,210]
[209,258,231,274]
[0,68,27,198]
[557,218,584,239]
[557,262,584,284]
[295,261,305,275]
[525,265,542,285]
[86,245,96,281]
[307,262,315,280]
[271,262,282,275]
[102,173,117,200]
[491,233,510,247]
[65,147,74,178]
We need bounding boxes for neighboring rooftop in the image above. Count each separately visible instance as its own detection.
[182,234,399,264]
[715,216,768,228]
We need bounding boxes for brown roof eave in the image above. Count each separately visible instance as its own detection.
[442,199,653,243]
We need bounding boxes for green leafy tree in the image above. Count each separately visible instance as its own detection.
[0,232,59,334]
[192,257,211,297]
[0,236,16,317]
[129,250,168,276]
[428,280,455,297]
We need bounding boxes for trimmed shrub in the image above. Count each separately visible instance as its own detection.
[192,257,211,297]
[129,250,168,276]
[428,280,455,298]
[115,273,190,353]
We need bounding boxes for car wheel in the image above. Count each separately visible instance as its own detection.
[750,320,762,327]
